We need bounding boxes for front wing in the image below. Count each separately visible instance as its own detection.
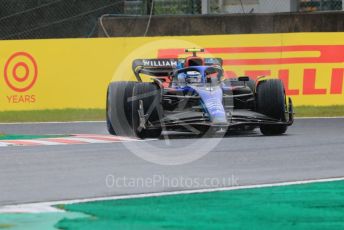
[151,99,294,129]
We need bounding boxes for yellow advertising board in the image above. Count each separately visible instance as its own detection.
[0,32,343,111]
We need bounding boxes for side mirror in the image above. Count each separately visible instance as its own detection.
[238,76,250,82]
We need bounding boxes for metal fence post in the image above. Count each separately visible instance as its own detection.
[142,0,153,15]
[202,0,209,14]
[290,0,299,12]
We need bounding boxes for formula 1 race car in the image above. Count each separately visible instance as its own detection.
[106,48,294,138]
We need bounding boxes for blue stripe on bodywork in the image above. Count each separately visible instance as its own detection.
[191,86,227,124]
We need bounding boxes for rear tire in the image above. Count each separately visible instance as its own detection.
[256,79,288,135]
[106,81,137,136]
[131,83,162,139]
[246,79,256,93]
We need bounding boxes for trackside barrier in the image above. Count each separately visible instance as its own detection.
[0,32,344,111]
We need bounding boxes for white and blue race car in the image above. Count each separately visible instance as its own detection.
[106,49,294,138]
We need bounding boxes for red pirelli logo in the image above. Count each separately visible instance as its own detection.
[158,46,344,96]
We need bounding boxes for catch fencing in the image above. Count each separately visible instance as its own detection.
[0,0,343,39]
[124,0,343,14]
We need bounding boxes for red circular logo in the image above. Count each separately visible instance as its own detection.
[4,52,38,92]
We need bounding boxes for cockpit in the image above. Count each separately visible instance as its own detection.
[172,66,223,87]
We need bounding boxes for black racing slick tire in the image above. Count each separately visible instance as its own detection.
[106,88,116,135]
[246,79,256,93]
[131,83,162,139]
[106,81,137,136]
[256,79,288,135]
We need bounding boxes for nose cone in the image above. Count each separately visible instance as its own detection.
[196,86,228,125]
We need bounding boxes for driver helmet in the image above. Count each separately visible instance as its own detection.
[186,71,202,83]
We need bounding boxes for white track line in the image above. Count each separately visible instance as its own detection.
[0,142,10,147]
[25,140,66,146]
[1,177,344,214]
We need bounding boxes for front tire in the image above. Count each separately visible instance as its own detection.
[256,79,288,135]
[106,88,116,135]
[106,81,137,136]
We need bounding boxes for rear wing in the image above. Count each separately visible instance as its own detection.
[132,58,223,81]
[132,59,177,82]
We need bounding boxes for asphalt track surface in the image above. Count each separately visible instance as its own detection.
[0,118,344,206]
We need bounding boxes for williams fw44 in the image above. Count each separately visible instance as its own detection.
[106,49,294,139]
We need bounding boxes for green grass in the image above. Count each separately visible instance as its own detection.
[0,109,104,123]
[295,105,344,117]
[55,180,344,230]
[0,106,343,123]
